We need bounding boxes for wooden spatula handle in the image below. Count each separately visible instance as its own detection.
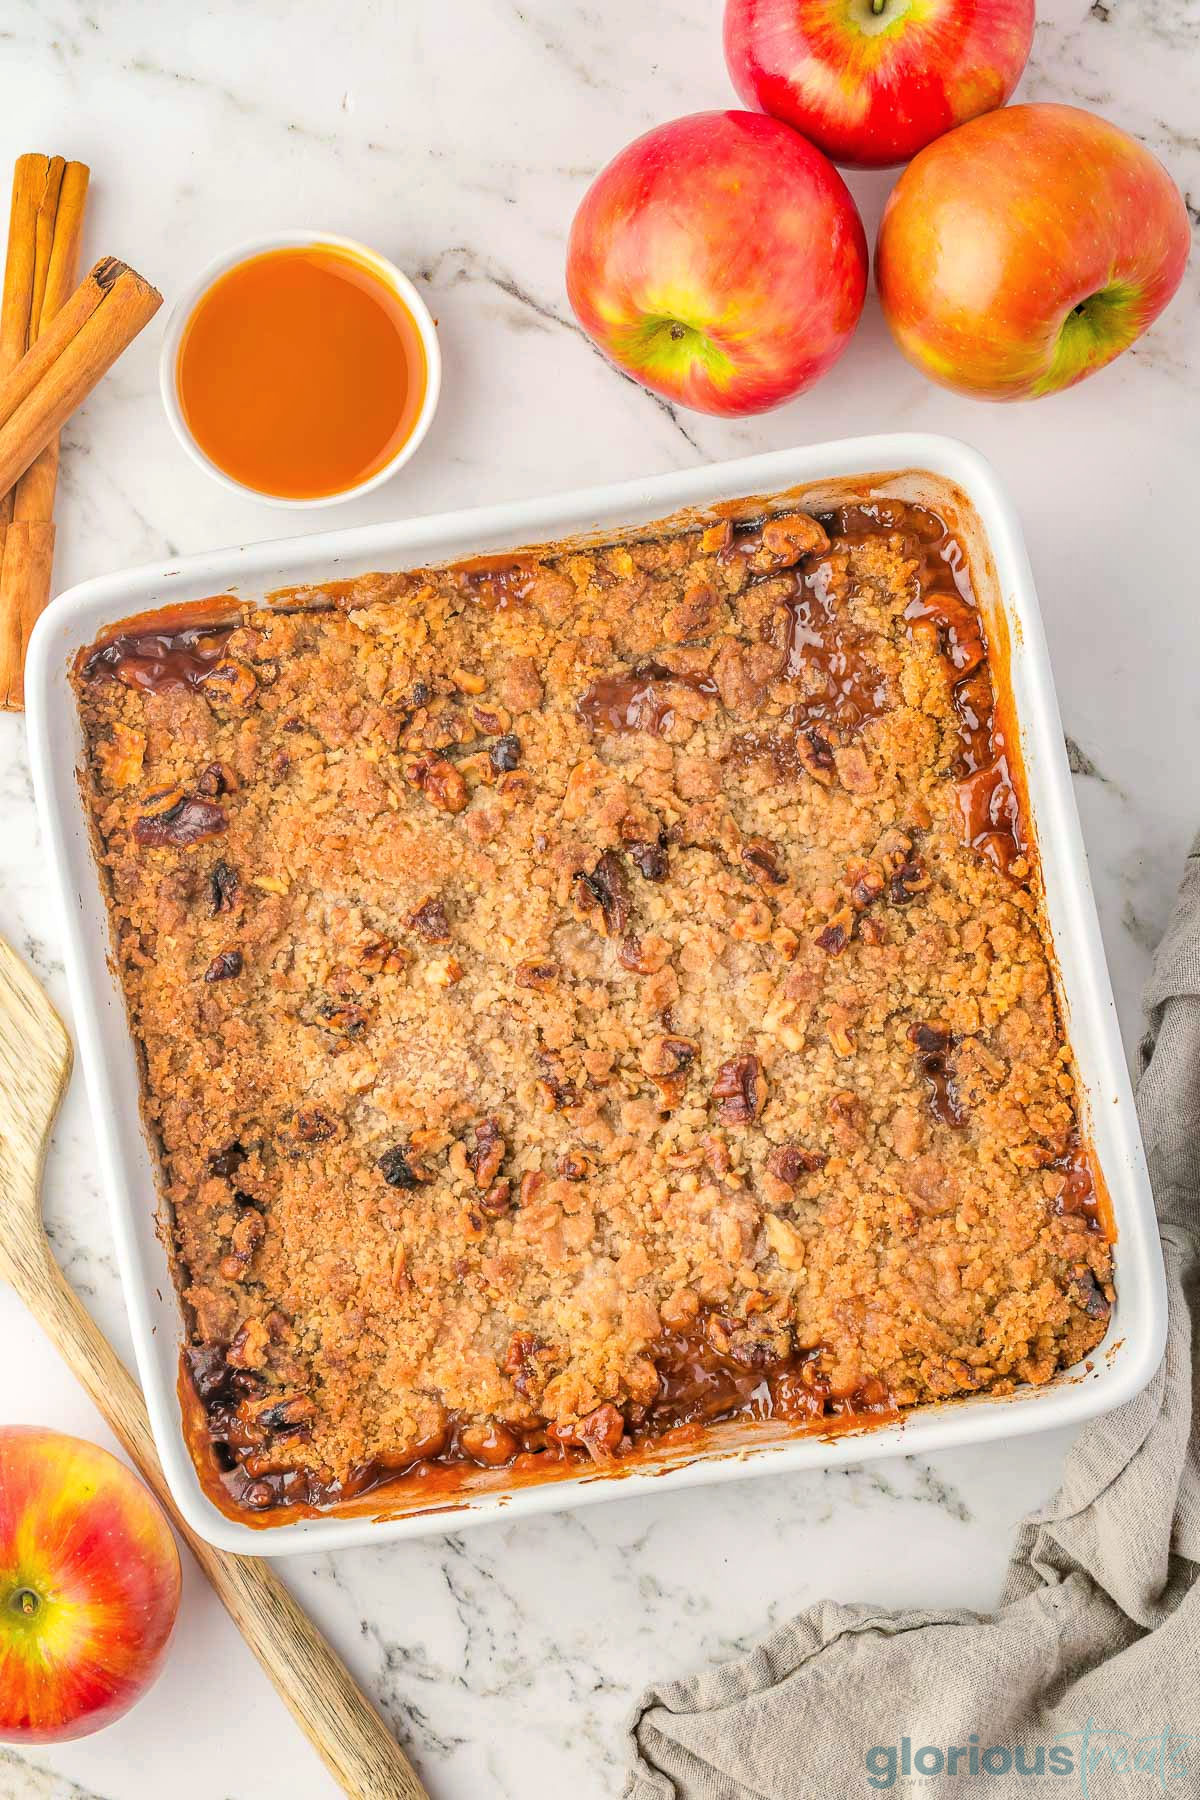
[3,1232,428,1800]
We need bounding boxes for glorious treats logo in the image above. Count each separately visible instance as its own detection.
[865,1724,1200,1792]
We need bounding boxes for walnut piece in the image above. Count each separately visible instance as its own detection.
[405,755,468,813]
[712,1054,767,1125]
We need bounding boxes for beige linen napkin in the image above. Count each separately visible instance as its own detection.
[625,843,1200,1798]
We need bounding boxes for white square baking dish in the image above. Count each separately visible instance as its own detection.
[25,432,1166,1556]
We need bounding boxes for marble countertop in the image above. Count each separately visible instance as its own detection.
[0,0,1196,1794]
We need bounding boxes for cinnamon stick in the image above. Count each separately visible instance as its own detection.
[0,157,158,709]
[0,155,66,529]
[0,522,54,709]
[0,257,160,506]
[14,159,89,526]
[26,161,66,356]
[0,158,90,709]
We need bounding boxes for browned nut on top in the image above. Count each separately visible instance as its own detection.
[498,769,533,802]
[140,785,187,818]
[134,794,228,848]
[469,1117,506,1188]
[219,1205,266,1282]
[625,835,669,881]
[518,1170,546,1207]
[359,934,411,974]
[617,935,666,975]
[225,1317,269,1369]
[537,1076,578,1113]
[479,1179,514,1216]
[732,899,773,944]
[291,1108,338,1145]
[515,958,559,992]
[573,850,631,938]
[471,702,511,736]
[320,1001,369,1043]
[406,896,451,942]
[504,1331,556,1398]
[827,1006,857,1057]
[640,1035,698,1077]
[741,838,786,886]
[814,906,854,956]
[847,860,885,909]
[766,1143,826,1185]
[197,760,238,797]
[828,1089,865,1146]
[199,660,258,707]
[663,576,723,644]
[248,1392,316,1436]
[702,1132,732,1176]
[378,1142,427,1189]
[209,859,240,915]
[1069,1267,1111,1321]
[712,1054,767,1125]
[815,923,848,956]
[405,755,468,813]
[204,949,244,984]
[489,733,522,773]
[889,855,930,904]
[643,1033,697,1111]
[794,725,837,786]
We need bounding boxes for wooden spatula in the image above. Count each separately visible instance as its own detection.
[0,935,428,1799]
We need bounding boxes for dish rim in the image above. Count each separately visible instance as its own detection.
[26,431,1166,1555]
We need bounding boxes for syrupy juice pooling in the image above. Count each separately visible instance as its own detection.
[82,620,238,692]
[812,501,1024,873]
[186,1311,896,1518]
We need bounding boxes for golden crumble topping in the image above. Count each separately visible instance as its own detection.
[74,496,1113,1513]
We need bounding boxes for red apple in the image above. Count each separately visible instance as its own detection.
[724,0,1034,169]
[0,1427,181,1742]
[566,111,867,416]
[875,103,1191,400]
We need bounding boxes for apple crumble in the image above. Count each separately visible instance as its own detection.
[74,496,1113,1514]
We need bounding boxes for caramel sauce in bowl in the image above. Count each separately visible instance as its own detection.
[159,232,440,507]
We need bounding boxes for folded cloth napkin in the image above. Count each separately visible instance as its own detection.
[625,842,1200,1799]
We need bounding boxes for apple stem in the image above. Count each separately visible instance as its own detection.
[11,1588,38,1618]
[871,0,887,13]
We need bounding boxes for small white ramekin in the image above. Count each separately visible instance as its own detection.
[158,230,441,509]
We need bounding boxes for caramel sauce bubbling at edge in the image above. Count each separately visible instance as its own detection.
[82,620,240,693]
[572,501,1023,874]
[185,1316,895,1520]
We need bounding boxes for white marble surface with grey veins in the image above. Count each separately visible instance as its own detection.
[0,0,1197,1794]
